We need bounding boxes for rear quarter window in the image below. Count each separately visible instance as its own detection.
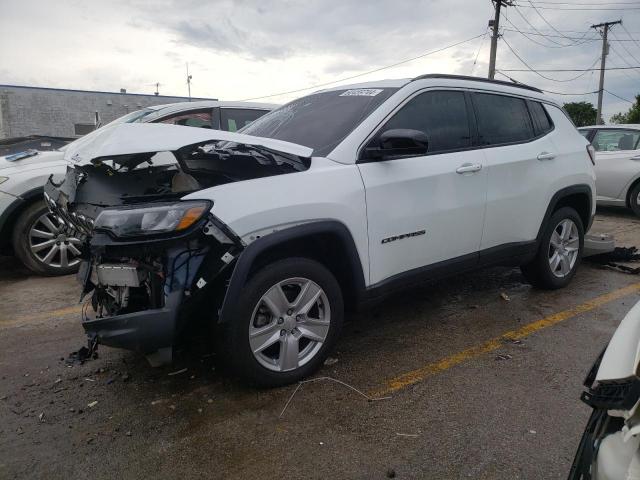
[528,101,553,136]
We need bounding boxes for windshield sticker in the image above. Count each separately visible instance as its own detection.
[339,88,383,97]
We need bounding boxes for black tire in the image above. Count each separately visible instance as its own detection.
[521,206,584,289]
[629,182,640,218]
[222,257,344,387]
[11,200,80,276]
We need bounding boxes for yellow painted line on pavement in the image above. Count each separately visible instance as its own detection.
[370,282,640,397]
[0,304,83,328]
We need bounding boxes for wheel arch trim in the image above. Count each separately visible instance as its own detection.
[537,184,594,242]
[218,220,366,324]
[0,186,44,250]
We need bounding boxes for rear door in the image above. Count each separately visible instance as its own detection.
[357,89,488,285]
[473,93,557,251]
[591,128,640,201]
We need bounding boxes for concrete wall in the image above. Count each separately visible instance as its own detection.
[0,85,214,139]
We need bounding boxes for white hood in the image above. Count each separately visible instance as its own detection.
[597,299,640,382]
[62,123,313,164]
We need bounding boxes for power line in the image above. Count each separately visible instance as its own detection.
[495,71,598,95]
[470,29,490,75]
[499,65,640,71]
[239,33,486,101]
[524,1,594,44]
[530,1,640,5]
[502,28,639,41]
[503,17,595,48]
[518,4,640,10]
[621,22,640,50]
[501,35,602,81]
[513,5,571,46]
[604,89,635,103]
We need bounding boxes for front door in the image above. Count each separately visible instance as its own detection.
[357,90,487,286]
[592,128,640,201]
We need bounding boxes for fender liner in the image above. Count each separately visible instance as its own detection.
[218,220,366,324]
[535,184,594,242]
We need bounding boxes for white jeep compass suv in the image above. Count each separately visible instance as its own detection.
[45,74,596,386]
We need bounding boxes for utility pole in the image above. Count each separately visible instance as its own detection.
[488,0,513,80]
[592,20,621,124]
[186,63,193,101]
[154,82,160,96]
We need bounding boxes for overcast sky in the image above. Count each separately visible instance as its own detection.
[1,0,639,120]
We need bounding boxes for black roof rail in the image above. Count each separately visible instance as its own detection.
[410,74,543,93]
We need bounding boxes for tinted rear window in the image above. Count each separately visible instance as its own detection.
[240,88,398,156]
[473,93,534,145]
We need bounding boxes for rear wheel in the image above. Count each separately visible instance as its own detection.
[521,207,584,289]
[629,182,640,218]
[222,257,343,387]
[12,200,82,276]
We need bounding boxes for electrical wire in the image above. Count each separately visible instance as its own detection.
[621,22,640,50]
[470,29,490,74]
[518,4,640,10]
[502,28,640,42]
[238,33,486,101]
[525,0,594,45]
[530,1,640,4]
[611,30,640,67]
[604,89,635,103]
[499,66,640,71]
[504,17,594,48]
[495,71,598,95]
[513,5,568,46]
[501,35,602,81]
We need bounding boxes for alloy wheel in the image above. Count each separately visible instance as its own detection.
[548,218,579,278]
[249,277,331,372]
[28,213,82,270]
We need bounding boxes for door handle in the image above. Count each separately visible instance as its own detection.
[456,163,482,174]
[537,151,556,161]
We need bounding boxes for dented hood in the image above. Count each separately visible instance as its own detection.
[62,123,313,165]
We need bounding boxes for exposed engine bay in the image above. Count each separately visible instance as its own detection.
[43,130,311,361]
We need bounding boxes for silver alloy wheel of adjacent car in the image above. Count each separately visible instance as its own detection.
[249,277,331,372]
[29,212,82,269]
[548,218,580,278]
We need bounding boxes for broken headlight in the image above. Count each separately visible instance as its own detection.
[94,200,211,238]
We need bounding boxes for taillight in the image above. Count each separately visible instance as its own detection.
[587,145,596,165]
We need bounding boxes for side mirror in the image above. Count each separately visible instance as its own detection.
[364,129,429,160]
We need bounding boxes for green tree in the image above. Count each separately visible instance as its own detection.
[610,94,640,124]
[563,101,597,127]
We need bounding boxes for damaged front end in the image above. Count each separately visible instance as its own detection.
[44,123,312,364]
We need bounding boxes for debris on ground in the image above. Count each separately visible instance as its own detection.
[387,468,397,478]
[495,354,513,361]
[167,368,188,376]
[396,433,419,437]
[500,292,511,301]
[87,401,98,408]
[66,338,99,365]
[38,412,45,423]
[529,430,537,434]
[279,376,392,419]
[324,357,339,366]
[588,246,640,274]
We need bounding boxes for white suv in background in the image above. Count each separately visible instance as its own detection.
[0,100,276,275]
[46,74,596,386]
[579,125,640,217]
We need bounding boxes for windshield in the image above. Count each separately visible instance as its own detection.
[239,88,398,156]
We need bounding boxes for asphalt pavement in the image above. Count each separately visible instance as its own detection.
[1,207,640,480]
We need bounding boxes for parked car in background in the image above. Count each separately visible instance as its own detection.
[45,74,595,386]
[0,101,276,275]
[569,299,640,480]
[579,125,640,216]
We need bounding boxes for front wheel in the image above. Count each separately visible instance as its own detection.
[521,207,584,289]
[11,200,82,276]
[223,257,344,387]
